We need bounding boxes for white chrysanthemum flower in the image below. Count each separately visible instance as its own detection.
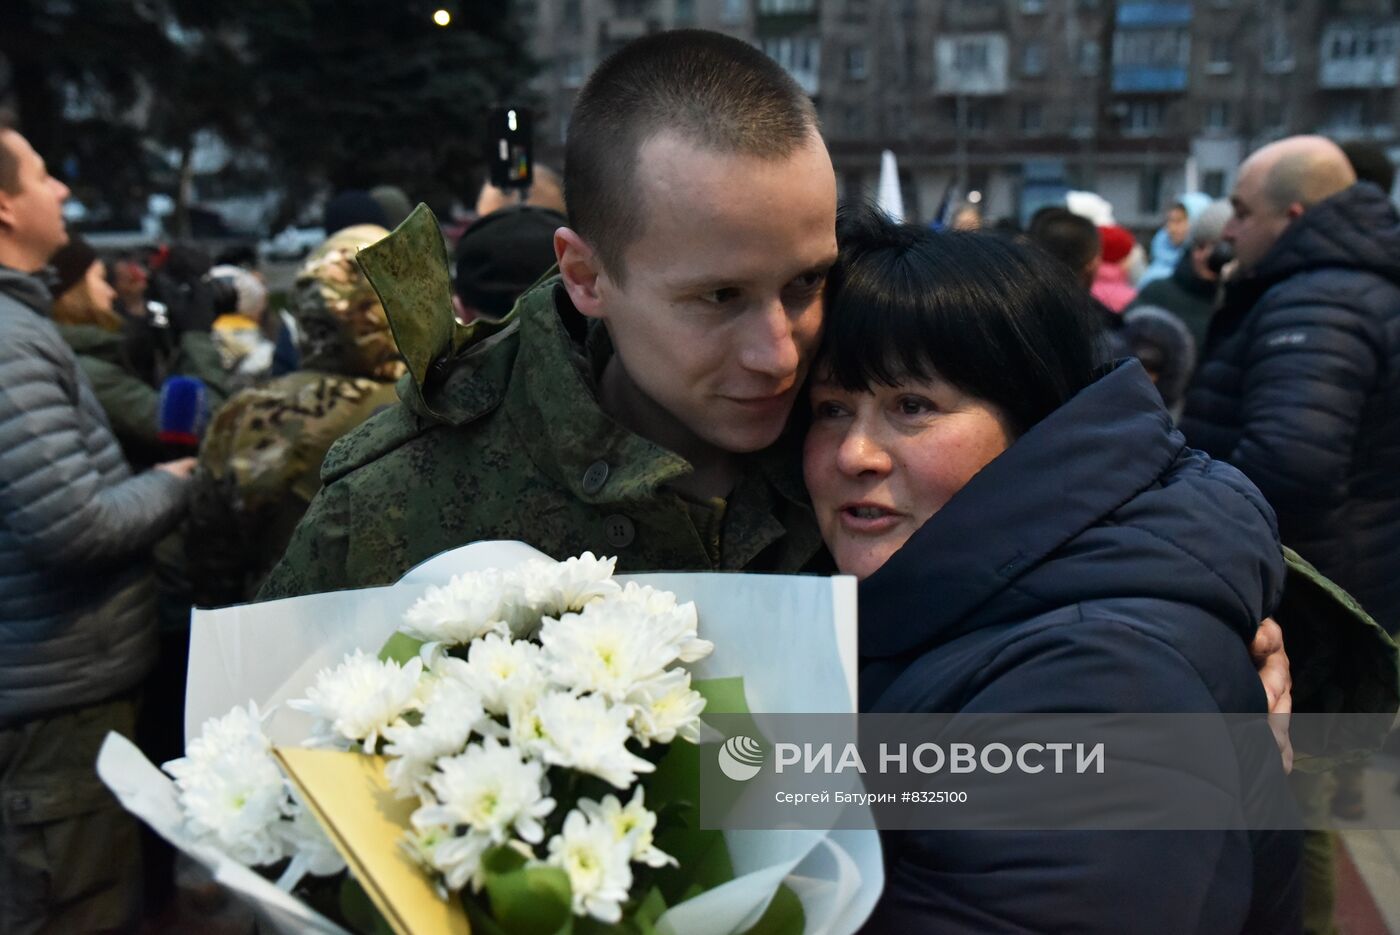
[404,825,493,894]
[164,704,289,867]
[578,787,676,869]
[413,737,555,844]
[382,673,488,797]
[626,668,708,747]
[539,601,678,702]
[518,552,620,619]
[516,691,655,789]
[400,568,535,648]
[459,633,547,716]
[545,809,634,924]
[279,803,347,878]
[288,650,424,751]
[613,583,713,663]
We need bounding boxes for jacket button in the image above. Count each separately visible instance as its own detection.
[603,514,635,548]
[582,460,610,495]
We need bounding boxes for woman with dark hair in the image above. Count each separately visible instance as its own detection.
[803,208,1300,932]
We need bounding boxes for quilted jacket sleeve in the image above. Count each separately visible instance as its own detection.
[0,318,188,569]
[1229,278,1383,513]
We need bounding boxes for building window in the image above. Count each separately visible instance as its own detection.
[722,0,747,23]
[1123,100,1165,135]
[960,99,990,134]
[847,45,868,80]
[614,0,649,16]
[1021,101,1044,134]
[1078,40,1101,76]
[1020,0,1046,13]
[562,0,582,29]
[844,105,867,135]
[955,38,990,71]
[761,36,822,94]
[1071,102,1095,138]
[1202,170,1227,198]
[1263,99,1288,130]
[759,0,815,12]
[1021,40,1046,77]
[1140,167,1164,215]
[1205,100,1232,131]
[675,0,695,25]
[1207,37,1232,74]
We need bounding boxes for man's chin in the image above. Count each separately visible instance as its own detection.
[707,419,788,455]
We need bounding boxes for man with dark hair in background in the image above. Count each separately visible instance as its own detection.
[261,29,836,597]
[0,113,194,933]
[1338,139,1395,197]
[1027,206,1100,289]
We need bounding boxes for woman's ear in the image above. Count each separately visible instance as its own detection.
[555,227,606,320]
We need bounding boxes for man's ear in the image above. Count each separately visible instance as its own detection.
[555,227,607,320]
[0,188,15,233]
[1287,202,1305,221]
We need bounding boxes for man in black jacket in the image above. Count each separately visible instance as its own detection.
[1180,135,1400,933]
[1181,136,1400,638]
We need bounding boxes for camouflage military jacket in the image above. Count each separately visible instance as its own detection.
[258,210,824,599]
[190,371,399,605]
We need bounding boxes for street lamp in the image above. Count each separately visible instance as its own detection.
[433,9,452,26]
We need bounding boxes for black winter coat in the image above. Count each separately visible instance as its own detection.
[1180,182,1400,635]
[859,361,1301,934]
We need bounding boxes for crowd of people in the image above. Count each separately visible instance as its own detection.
[1,24,1398,935]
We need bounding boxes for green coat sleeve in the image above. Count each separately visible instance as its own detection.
[75,354,162,451]
[173,331,235,409]
[255,479,352,600]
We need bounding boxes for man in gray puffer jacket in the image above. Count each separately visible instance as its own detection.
[0,118,194,933]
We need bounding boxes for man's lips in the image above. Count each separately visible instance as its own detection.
[722,388,796,412]
[837,502,904,534]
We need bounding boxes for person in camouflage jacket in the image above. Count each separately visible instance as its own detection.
[188,224,400,606]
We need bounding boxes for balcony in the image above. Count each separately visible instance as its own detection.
[1113,65,1189,92]
[934,34,1010,96]
[1318,22,1400,88]
[1116,3,1192,28]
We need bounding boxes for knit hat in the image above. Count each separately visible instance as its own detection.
[50,234,99,298]
[208,264,269,319]
[1098,225,1136,264]
[1190,199,1233,248]
[323,190,389,236]
[454,205,564,320]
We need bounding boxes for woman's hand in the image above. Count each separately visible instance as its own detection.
[1251,617,1293,774]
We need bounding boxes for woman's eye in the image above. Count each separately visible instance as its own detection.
[897,396,935,416]
[811,400,848,420]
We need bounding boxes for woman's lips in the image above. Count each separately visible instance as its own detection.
[838,503,903,535]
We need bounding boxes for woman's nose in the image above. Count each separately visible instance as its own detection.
[835,422,892,477]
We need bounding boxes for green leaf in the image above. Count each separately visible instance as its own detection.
[337,877,394,935]
[481,844,529,876]
[631,885,669,934]
[739,883,806,935]
[485,864,575,935]
[379,631,425,665]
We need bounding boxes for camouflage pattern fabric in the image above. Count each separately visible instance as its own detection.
[188,224,403,606]
[257,209,823,600]
[190,372,400,605]
[294,223,404,381]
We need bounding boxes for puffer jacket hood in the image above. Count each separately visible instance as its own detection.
[0,263,51,315]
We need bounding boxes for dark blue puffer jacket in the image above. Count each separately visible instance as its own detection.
[858,361,1300,934]
[1180,182,1400,635]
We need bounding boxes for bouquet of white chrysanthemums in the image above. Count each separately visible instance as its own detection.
[100,542,881,935]
[170,554,725,929]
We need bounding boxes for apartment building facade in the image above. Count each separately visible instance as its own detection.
[524,0,1400,230]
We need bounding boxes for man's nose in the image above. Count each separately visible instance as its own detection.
[739,298,801,380]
